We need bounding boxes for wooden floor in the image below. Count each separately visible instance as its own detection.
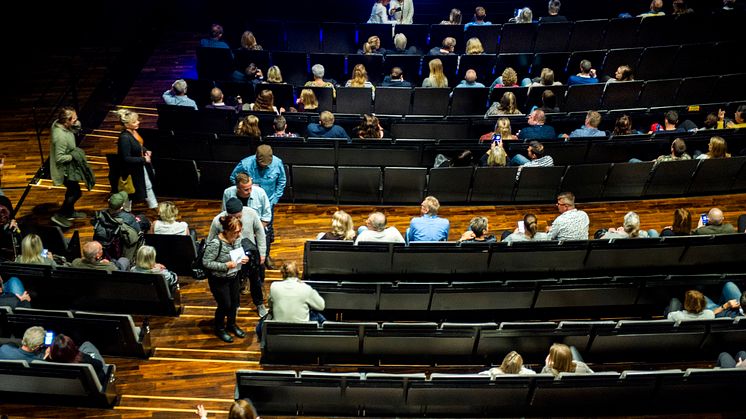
[1,31,745,419]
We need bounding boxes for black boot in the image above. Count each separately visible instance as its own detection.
[227,324,246,338]
[215,328,233,343]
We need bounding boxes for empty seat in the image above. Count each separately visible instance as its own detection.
[427,166,473,203]
[514,166,565,202]
[713,73,746,103]
[321,22,357,53]
[602,162,654,199]
[337,166,381,203]
[601,47,642,80]
[391,244,489,275]
[373,87,412,115]
[411,88,450,115]
[567,19,607,51]
[644,159,699,197]
[469,166,517,203]
[531,372,625,415]
[285,22,321,53]
[143,234,197,276]
[534,22,572,52]
[638,79,681,108]
[450,87,489,116]
[269,51,309,86]
[603,17,641,49]
[457,54,496,84]
[498,23,536,54]
[382,167,427,203]
[152,159,200,198]
[688,156,746,194]
[378,283,432,311]
[636,45,679,80]
[637,15,674,46]
[560,163,611,202]
[601,81,644,110]
[196,47,234,81]
[291,165,335,202]
[674,76,718,105]
[563,83,604,112]
[335,87,373,114]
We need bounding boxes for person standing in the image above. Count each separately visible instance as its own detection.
[202,215,249,343]
[230,145,286,269]
[116,109,157,209]
[390,0,414,24]
[50,107,89,228]
[368,0,393,24]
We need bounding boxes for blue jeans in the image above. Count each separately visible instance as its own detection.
[705,281,742,318]
[510,154,530,166]
[1,276,25,296]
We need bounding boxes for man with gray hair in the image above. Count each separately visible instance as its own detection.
[408,196,450,241]
[72,240,129,272]
[355,212,405,244]
[162,79,198,110]
[693,208,736,235]
[0,326,46,361]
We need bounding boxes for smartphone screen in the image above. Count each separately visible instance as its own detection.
[44,332,54,346]
[41,249,48,258]
[492,134,501,146]
[701,214,708,225]
[517,221,525,233]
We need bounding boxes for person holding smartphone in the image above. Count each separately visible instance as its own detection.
[692,208,736,235]
[0,326,45,361]
[389,0,414,24]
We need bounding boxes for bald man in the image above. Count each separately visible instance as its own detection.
[693,208,736,235]
[456,70,485,88]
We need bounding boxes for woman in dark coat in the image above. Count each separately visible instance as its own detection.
[115,109,157,209]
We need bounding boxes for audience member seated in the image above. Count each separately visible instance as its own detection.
[456,69,485,88]
[611,115,641,136]
[257,261,325,337]
[508,7,533,23]
[463,6,492,30]
[234,115,261,139]
[318,210,356,241]
[239,31,262,51]
[355,212,405,244]
[661,208,693,237]
[528,68,562,89]
[480,139,508,167]
[162,79,197,110]
[547,192,590,241]
[717,105,746,129]
[717,350,746,369]
[503,213,551,243]
[232,63,264,86]
[200,23,231,49]
[567,59,598,86]
[518,109,556,141]
[480,351,537,377]
[304,64,336,94]
[562,110,605,138]
[486,91,524,116]
[307,111,350,138]
[705,281,745,318]
[540,0,567,22]
[15,233,57,267]
[541,343,594,376]
[244,89,283,114]
[391,33,418,55]
[264,66,285,84]
[197,400,259,419]
[537,89,560,113]
[510,140,554,167]
[458,216,496,243]
[0,326,44,361]
[294,89,319,113]
[45,334,108,385]
[440,8,462,24]
[606,65,635,83]
[638,0,665,17]
[695,136,730,159]
[428,37,456,55]
[489,67,529,93]
[598,211,658,239]
[422,59,449,87]
[465,37,484,55]
[272,116,298,137]
[648,110,685,134]
[356,114,384,139]
[666,289,716,321]
[692,208,736,235]
[222,173,272,230]
[480,117,518,142]
[204,87,237,111]
[0,274,32,309]
[152,201,189,235]
[72,240,129,272]
[630,138,690,165]
[408,196,450,242]
[131,245,178,289]
[380,67,413,87]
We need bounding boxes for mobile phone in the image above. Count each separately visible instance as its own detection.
[41,248,48,258]
[517,220,525,233]
[44,331,54,346]
[491,133,501,146]
[700,213,708,225]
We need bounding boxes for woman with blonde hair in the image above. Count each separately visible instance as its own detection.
[266,66,284,84]
[363,35,384,54]
[541,343,593,376]
[234,115,261,139]
[345,64,375,89]
[422,58,448,88]
[16,234,56,266]
[245,89,282,114]
[465,37,484,55]
[116,108,157,209]
[529,68,562,88]
[152,201,189,235]
[480,140,507,167]
[489,67,520,89]
[485,91,523,116]
[697,136,730,159]
[481,351,537,376]
[318,210,356,240]
[239,31,262,50]
[131,245,178,289]
[295,89,319,112]
[480,117,518,141]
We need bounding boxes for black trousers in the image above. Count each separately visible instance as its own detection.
[60,178,82,216]
[207,274,240,330]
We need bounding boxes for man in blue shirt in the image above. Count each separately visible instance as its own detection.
[230,145,286,268]
[162,79,198,110]
[0,326,45,362]
[518,109,557,141]
[567,59,598,85]
[464,6,492,30]
[408,196,450,242]
[222,173,271,225]
[562,110,606,138]
[200,23,232,51]
[306,111,350,138]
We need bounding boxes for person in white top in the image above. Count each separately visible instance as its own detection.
[389,0,414,24]
[260,261,325,337]
[480,351,537,377]
[666,289,733,322]
[152,201,189,235]
[547,192,589,241]
[355,211,405,244]
[368,0,393,24]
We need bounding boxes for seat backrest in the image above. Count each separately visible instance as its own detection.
[196,46,234,81]
[498,23,536,54]
[382,167,427,203]
[268,51,309,86]
[567,20,608,51]
[601,161,654,199]
[601,80,644,110]
[427,166,473,203]
[466,24,502,54]
[601,48,643,80]
[638,79,681,108]
[412,88,451,116]
[335,87,373,115]
[563,83,604,112]
[636,45,679,80]
[143,234,197,275]
[290,165,335,203]
[450,87,489,116]
[534,21,572,53]
[321,22,357,53]
[644,159,699,197]
[602,17,641,49]
[469,166,517,203]
[373,87,412,116]
[346,54,385,85]
[337,166,381,204]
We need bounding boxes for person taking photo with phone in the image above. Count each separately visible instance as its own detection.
[692,208,736,235]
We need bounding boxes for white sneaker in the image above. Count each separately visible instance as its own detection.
[257,304,268,318]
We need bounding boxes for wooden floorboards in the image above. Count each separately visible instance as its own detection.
[1,31,745,418]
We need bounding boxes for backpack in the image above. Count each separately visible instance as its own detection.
[92,210,144,261]
[191,238,208,280]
